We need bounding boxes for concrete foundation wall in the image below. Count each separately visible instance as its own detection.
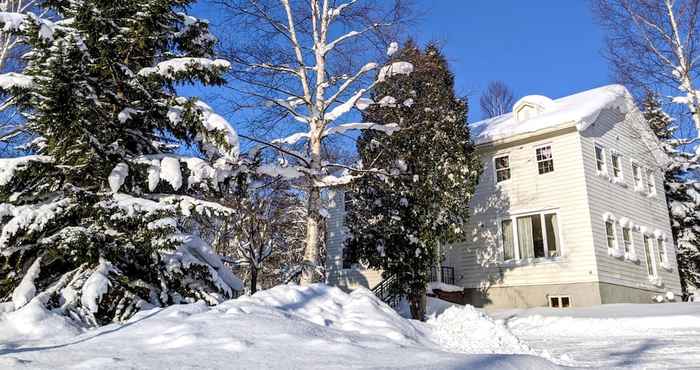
[466,281,669,309]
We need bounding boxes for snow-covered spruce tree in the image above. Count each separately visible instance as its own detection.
[643,93,700,294]
[345,42,481,320]
[0,1,244,325]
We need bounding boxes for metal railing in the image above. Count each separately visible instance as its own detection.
[429,266,455,285]
[371,273,402,309]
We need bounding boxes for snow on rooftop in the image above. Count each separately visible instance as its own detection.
[470,84,632,145]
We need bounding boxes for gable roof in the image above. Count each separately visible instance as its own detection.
[469,84,631,145]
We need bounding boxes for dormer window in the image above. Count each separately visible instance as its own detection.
[512,95,554,122]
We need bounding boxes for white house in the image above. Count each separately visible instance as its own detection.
[325,84,683,309]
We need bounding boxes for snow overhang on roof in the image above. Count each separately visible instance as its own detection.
[469,84,632,146]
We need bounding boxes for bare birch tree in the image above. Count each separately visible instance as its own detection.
[215,0,413,284]
[479,80,515,119]
[593,0,700,142]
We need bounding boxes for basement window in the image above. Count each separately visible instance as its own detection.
[548,295,571,308]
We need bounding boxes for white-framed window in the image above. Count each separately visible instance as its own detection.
[643,235,657,278]
[622,226,633,255]
[500,210,561,261]
[594,145,606,173]
[646,169,657,196]
[605,220,617,251]
[632,161,643,190]
[611,152,623,180]
[548,295,571,308]
[536,145,554,174]
[494,155,511,183]
[656,238,666,265]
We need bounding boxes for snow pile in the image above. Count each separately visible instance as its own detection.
[0,284,562,369]
[426,305,534,355]
[239,284,428,345]
[427,281,464,293]
[470,84,632,145]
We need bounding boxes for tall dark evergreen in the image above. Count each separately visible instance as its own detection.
[0,1,243,325]
[643,92,700,296]
[345,43,481,320]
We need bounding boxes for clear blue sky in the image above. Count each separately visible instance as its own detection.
[413,1,610,120]
[190,1,611,123]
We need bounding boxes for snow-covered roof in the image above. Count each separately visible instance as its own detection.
[470,84,632,145]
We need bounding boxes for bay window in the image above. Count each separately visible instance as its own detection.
[501,211,561,261]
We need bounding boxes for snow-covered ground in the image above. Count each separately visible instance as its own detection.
[492,302,700,368]
[0,285,558,369]
[3,284,698,369]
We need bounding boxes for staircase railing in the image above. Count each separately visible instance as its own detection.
[371,273,402,309]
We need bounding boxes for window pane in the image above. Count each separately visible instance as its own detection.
[657,239,665,263]
[532,215,544,258]
[644,236,655,276]
[595,146,604,171]
[517,216,534,259]
[501,220,514,260]
[605,221,615,249]
[549,296,560,308]
[622,228,631,253]
[612,155,621,177]
[561,296,570,308]
[545,213,560,257]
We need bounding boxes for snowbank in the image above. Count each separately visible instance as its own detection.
[0,284,561,369]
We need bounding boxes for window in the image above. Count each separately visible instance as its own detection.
[605,221,617,251]
[632,162,642,189]
[595,145,606,172]
[657,238,666,265]
[549,295,571,308]
[494,155,511,183]
[622,227,633,255]
[536,146,554,174]
[500,211,561,261]
[644,235,657,277]
[501,219,515,260]
[647,170,656,195]
[611,153,622,179]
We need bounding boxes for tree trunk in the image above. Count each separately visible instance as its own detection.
[300,133,323,285]
[250,266,258,294]
[408,286,427,321]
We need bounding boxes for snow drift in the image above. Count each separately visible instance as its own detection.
[0,284,561,369]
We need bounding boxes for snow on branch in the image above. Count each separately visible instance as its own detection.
[377,61,414,82]
[0,155,52,186]
[323,122,399,136]
[256,163,306,180]
[0,72,33,90]
[138,58,230,80]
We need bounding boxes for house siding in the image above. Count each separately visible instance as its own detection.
[578,108,682,296]
[446,128,599,294]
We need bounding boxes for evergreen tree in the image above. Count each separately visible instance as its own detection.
[0,1,244,325]
[643,92,700,296]
[345,43,481,320]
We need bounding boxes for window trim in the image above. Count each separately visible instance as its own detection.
[604,220,618,252]
[646,168,657,196]
[631,160,644,191]
[622,226,634,257]
[643,234,658,278]
[493,154,511,184]
[610,151,623,181]
[594,144,607,173]
[535,144,555,175]
[499,208,563,262]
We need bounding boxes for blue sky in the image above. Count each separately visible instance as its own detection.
[189,1,611,123]
[414,1,610,120]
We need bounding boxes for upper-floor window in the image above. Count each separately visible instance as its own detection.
[536,146,554,174]
[622,227,633,255]
[500,211,561,261]
[632,162,643,190]
[595,145,606,173]
[646,169,657,196]
[605,220,617,251]
[643,235,657,278]
[494,155,511,183]
[611,153,623,180]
